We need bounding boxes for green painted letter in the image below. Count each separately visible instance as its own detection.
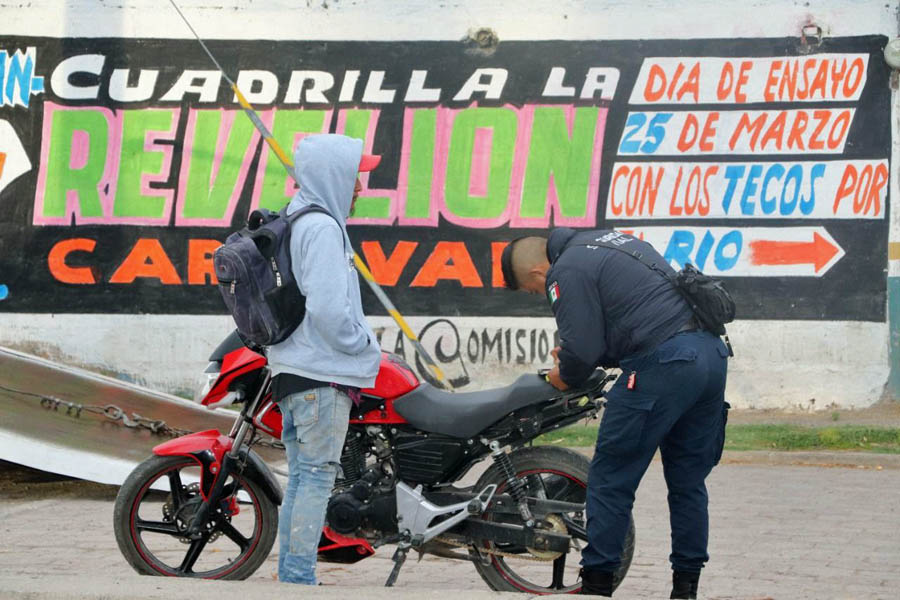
[114,109,176,218]
[41,108,109,218]
[444,107,516,220]
[342,109,390,219]
[181,110,256,220]
[404,109,436,220]
[520,107,598,219]
[257,110,327,211]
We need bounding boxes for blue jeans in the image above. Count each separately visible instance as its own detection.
[582,331,730,573]
[278,386,351,584]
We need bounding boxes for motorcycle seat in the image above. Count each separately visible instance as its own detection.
[392,374,560,439]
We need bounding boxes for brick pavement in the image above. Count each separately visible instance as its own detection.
[1,458,898,599]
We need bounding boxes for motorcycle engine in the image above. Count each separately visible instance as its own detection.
[326,493,366,534]
[326,468,397,535]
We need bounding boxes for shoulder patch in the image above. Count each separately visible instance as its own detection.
[547,281,561,305]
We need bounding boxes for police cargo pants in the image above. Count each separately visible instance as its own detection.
[582,330,730,574]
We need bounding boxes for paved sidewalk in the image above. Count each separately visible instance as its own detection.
[1,456,898,599]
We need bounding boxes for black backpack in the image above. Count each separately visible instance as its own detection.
[576,232,736,355]
[213,205,330,347]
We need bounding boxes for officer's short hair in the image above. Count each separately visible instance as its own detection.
[501,236,547,290]
[501,238,525,290]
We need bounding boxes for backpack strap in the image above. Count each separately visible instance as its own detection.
[280,203,329,222]
[280,204,349,251]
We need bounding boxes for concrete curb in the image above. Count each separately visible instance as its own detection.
[569,447,900,469]
[717,449,900,469]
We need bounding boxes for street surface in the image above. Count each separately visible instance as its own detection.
[1,453,898,599]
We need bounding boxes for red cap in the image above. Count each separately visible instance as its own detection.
[359,154,381,172]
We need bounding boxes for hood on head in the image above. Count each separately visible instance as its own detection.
[289,134,363,222]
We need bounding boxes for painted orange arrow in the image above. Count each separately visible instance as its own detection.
[0,152,6,178]
[749,232,839,273]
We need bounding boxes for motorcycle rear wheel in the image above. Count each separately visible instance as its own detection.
[113,454,277,579]
[470,446,635,594]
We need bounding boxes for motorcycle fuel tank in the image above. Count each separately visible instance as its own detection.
[349,353,420,425]
[361,353,420,399]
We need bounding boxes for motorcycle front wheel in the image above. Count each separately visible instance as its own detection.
[113,454,277,579]
[470,446,635,594]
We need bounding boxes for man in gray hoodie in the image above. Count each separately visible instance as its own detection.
[267,134,382,585]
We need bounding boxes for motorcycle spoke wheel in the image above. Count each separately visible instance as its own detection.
[483,470,585,592]
[114,455,277,579]
[470,446,634,595]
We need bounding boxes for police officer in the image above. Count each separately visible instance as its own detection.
[501,228,730,598]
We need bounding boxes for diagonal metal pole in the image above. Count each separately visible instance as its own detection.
[169,0,452,389]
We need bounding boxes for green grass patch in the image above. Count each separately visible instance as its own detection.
[537,425,601,448]
[536,424,900,454]
[723,425,900,453]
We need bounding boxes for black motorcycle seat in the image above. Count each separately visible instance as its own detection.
[392,374,560,439]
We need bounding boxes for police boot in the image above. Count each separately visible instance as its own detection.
[579,567,614,596]
[670,570,700,599]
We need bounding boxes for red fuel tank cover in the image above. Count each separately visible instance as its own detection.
[361,352,420,399]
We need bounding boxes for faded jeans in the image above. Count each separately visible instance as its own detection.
[278,386,351,584]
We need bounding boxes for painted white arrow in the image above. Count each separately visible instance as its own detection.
[0,120,31,196]
[618,226,845,277]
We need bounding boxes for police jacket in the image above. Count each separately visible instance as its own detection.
[546,228,694,387]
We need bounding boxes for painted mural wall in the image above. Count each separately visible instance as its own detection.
[0,1,897,408]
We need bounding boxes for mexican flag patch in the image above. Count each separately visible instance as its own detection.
[547,281,561,305]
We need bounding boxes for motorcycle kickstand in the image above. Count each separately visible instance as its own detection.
[470,543,490,566]
[385,541,411,587]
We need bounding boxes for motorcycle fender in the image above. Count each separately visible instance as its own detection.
[152,430,234,500]
[152,432,281,507]
[235,447,284,507]
[153,429,233,461]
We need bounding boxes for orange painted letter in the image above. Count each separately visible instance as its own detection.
[48,238,98,284]
[491,241,510,287]
[360,240,418,286]
[109,238,182,284]
[411,242,483,288]
[188,239,222,285]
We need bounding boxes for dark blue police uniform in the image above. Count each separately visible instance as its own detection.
[545,228,729,576]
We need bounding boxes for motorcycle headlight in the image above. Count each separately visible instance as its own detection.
[194,361,221,403]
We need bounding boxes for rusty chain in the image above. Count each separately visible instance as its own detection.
[434,510,575,562]
[434,534,559,562]
[1,383,283,449]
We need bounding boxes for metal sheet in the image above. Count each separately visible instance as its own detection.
[0,346,285,486]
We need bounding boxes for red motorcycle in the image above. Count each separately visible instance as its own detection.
[113,331,634,594]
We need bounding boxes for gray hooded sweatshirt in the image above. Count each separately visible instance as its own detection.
[267,134,381,388]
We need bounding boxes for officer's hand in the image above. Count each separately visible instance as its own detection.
[547,366,569,391]
[551,346,561,365]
